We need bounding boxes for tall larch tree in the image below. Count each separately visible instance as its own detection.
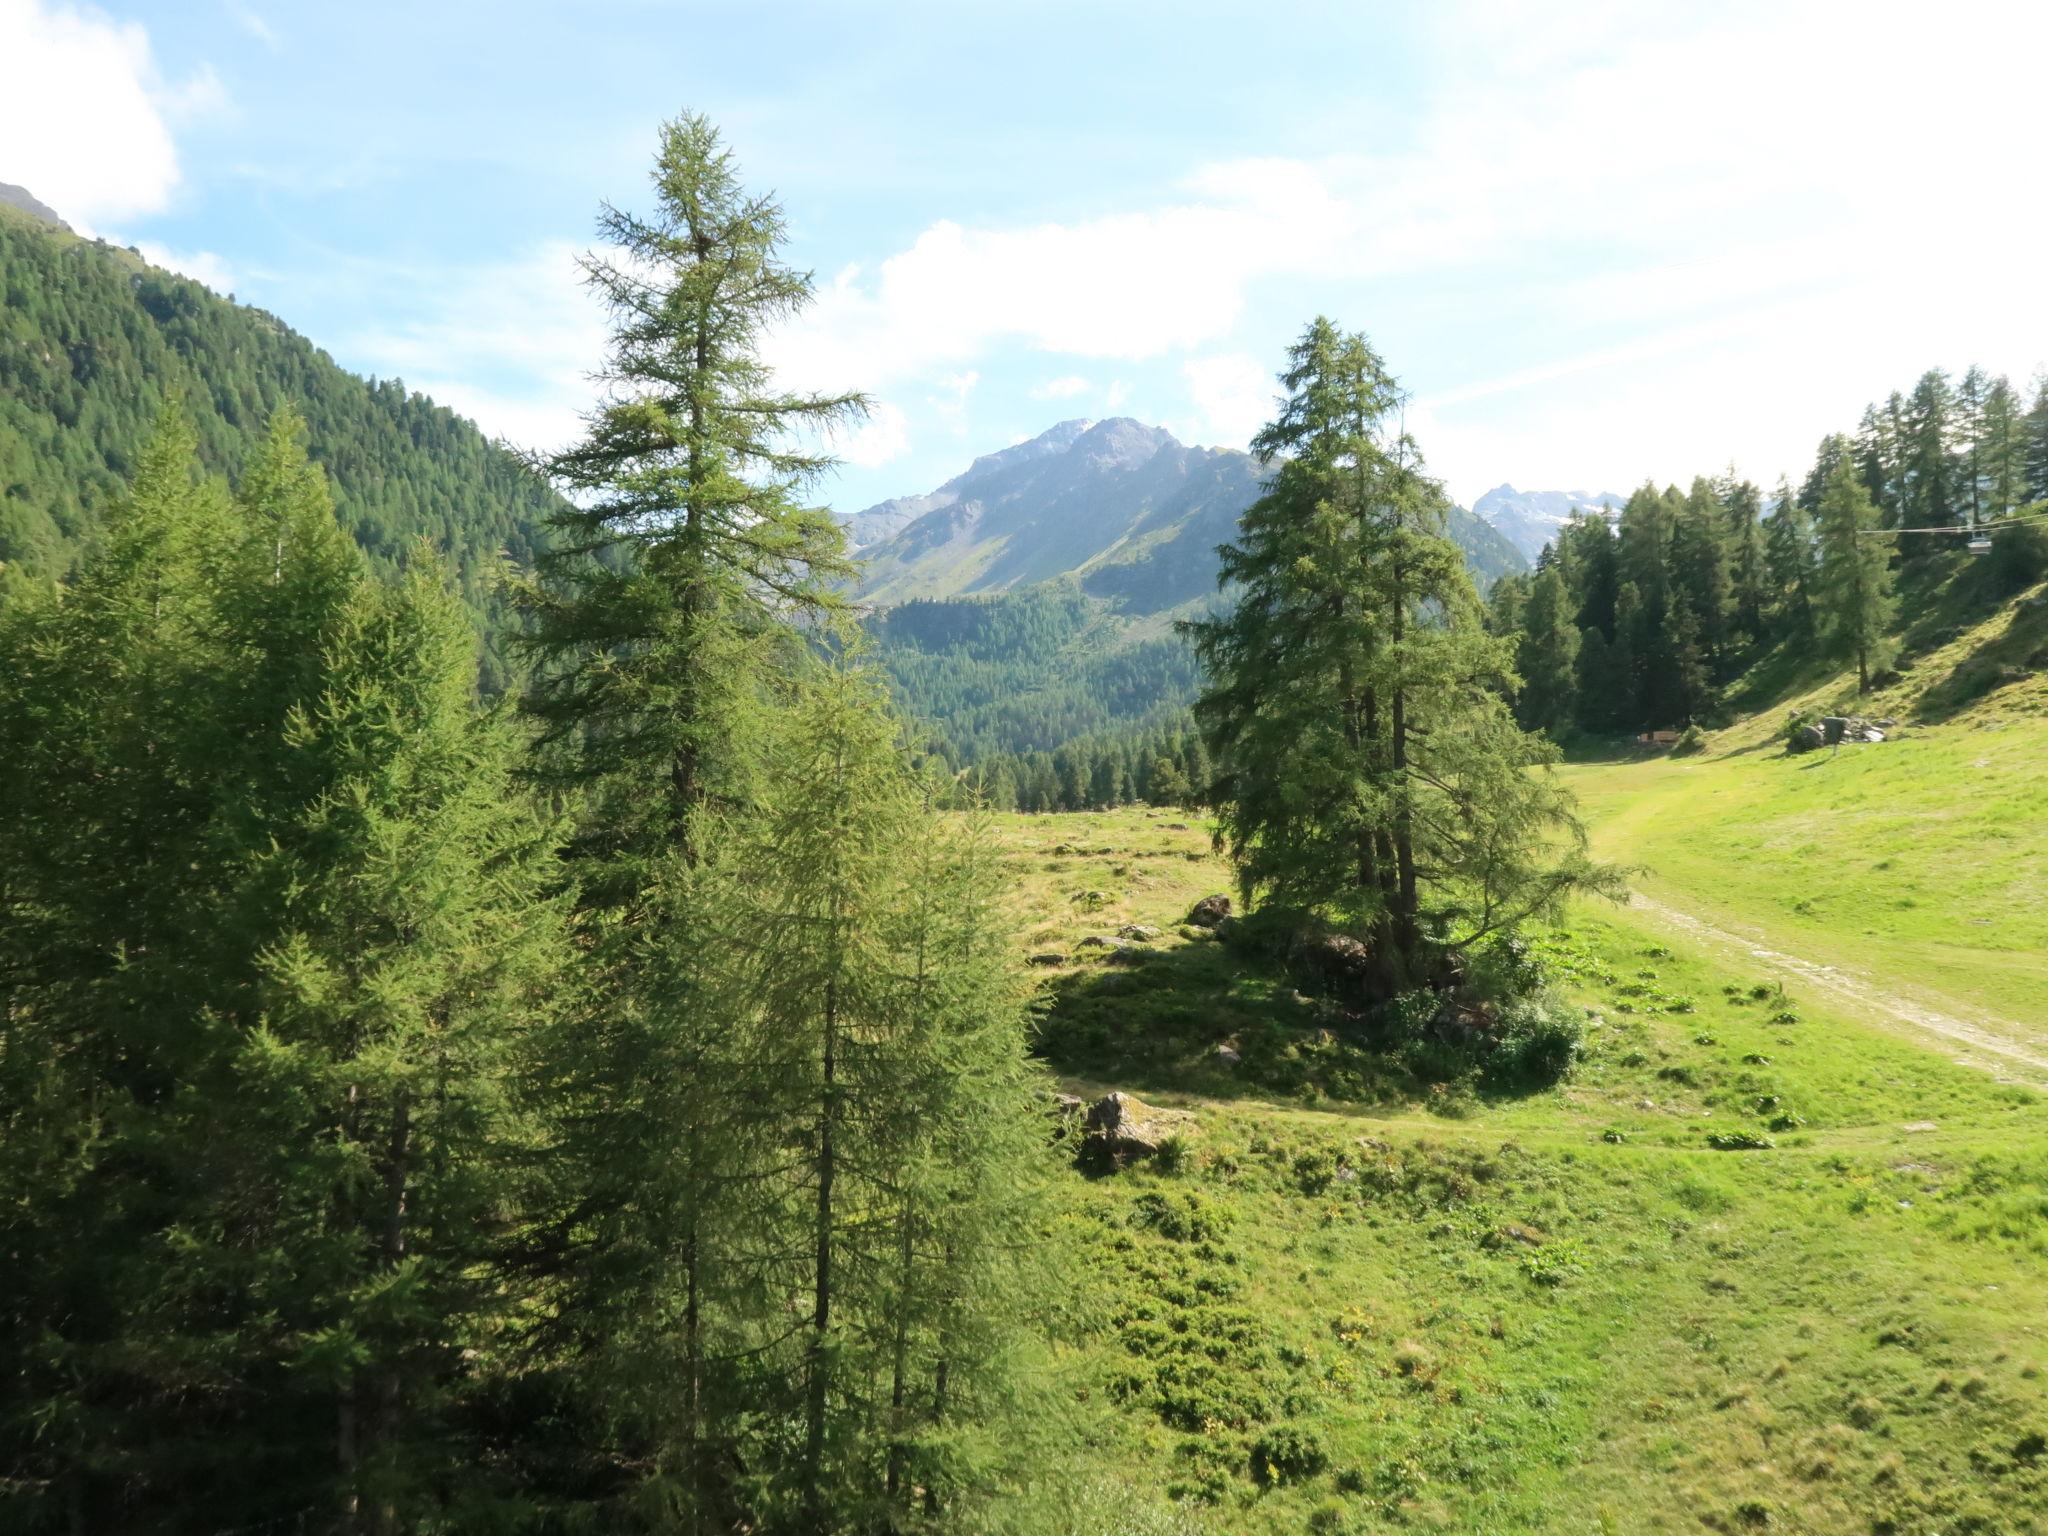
[2024,374,2048,504]
[1813,455,1897,693]
[1187,319,1613,997]
[1981,374,2025,516]
[1515,563,1580,736]
[517,109,863,884]
[1762,477,1815,640]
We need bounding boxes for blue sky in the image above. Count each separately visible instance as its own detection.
[6,0,2046,513]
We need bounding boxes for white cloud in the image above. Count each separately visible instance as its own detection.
[1030,375,1092,401]
[348,240,606,451]
[135,241,236,293]
[833,400,911,469]
[763,0,2047,501]
[0,0,224,226]
[1182,354,1274,451]
[1105,380,1130,410]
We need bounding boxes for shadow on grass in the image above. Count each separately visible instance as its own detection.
[1033,931,1563,1117]
[1911,597,2048,724]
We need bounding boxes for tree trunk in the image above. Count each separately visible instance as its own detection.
[370,1092,409,1536]
[803,975,839,1531]
[884,1207,915,1501]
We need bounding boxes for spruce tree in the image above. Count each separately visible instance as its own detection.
[1901,368,1958,548]
[1722,476,1767,648]
[1813,456,1897,693]
[1956,365,1989,528]
[0,409,565,1533]
[682,668,1062,1531]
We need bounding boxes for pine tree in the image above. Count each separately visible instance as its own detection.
[516,110,863,885]
[1608,581,1645,728]
[1672,478,1733,677]
[684,669,1063,1530]
[1514,564,1580,736]
[1854,404,1898,521]
[1186,319,1613,995]
[1813,455,1897,693]
[1955,366,1990,528]
[0,409,565,1533]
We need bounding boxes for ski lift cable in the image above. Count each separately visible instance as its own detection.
[1857,507,2048,537]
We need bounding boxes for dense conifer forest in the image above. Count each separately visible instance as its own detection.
[1482,366,2048,738]
[0,205,559,685]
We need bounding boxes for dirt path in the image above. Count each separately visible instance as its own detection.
[1627,890,2048,1087]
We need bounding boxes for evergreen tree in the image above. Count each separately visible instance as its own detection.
[1762,477,1815,640]
[2025,374,2048,504]
[1900,368,1957,546]
[1672,478,1733,677]
[1147,756,1192,806]
[1813,455,1897,693]
[1186,319,1611,995]
[1514,564,1580,736]
[1955,365,1990,528]
[687,670,1063,1530]
[1722,475,1767,648]
[1982,375,2026,517]
[0,409,565,1533]
[1608,581,1645,727]
[517,110,862,884]
[1854,404,1899,521]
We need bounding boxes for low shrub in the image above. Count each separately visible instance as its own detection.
[1249,1423,1328,1485]
[1485,991,1585,1088]
[1986,511,2048,591]
[1466,932,1549,1003]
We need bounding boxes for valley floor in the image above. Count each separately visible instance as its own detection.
[1000,808,2048,1535]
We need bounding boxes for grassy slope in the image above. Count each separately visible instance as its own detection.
[1560,564,2048,1054]
[1004,810,2048,1535]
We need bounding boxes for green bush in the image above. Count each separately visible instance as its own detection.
[1485,991,1585,1088]
[1466,932,1549,1003]
[1249,1424,1328,1485]
[1986,511,2048,591]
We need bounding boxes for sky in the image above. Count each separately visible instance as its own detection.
[5,0,2046,515]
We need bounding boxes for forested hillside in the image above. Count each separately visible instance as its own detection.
[0,200,558,684]
[1486,363,2048,739]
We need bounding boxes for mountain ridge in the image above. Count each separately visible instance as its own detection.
[1473,482,1625,562]
[844,418,1529,615]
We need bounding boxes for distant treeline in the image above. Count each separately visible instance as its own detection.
[868,586,1203,760]
[1486,365,2048,734]
[931,713,1210,813]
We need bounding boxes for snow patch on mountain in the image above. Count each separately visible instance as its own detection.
[1473,483,1626,563]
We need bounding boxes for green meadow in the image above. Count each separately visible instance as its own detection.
[1001,808,2048,1534]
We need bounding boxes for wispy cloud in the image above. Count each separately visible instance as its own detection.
[1030,375,1091,401]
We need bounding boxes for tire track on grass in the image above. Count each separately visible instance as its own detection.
[1627,891,2048,1086]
